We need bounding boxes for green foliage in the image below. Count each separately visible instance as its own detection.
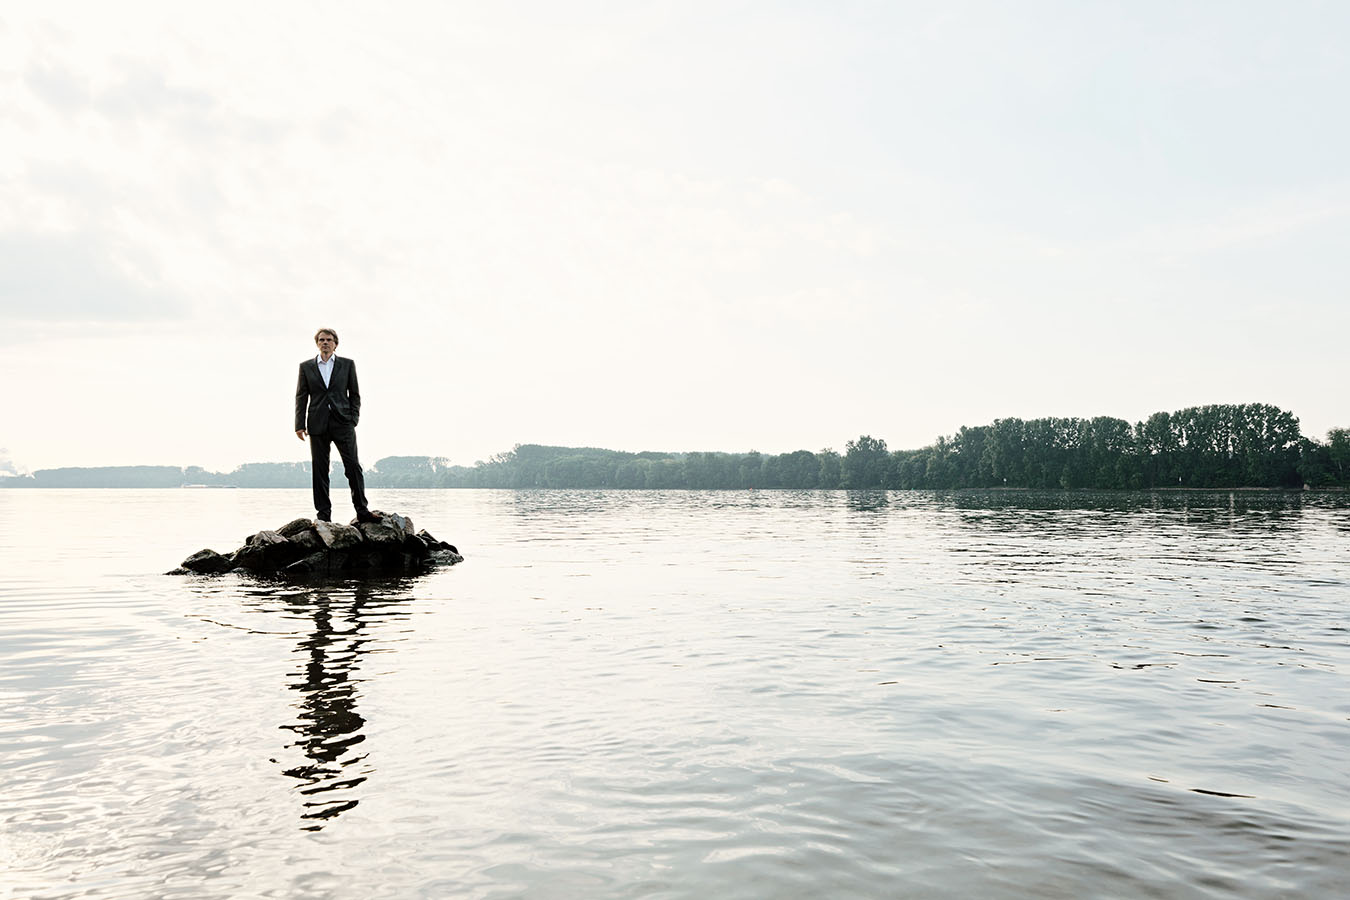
[1329,428,1350,482]
[842,435,889,488]
[4,405,1346,491]
[884,403,1317,491]
[816,450,843,489]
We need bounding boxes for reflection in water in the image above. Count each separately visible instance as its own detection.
[267,582,415,830]
[281,585,371,829]
[948,490,1311,537]
[844,490,890,513]
[510,489,631,517]
[507,487,851,519]
[5,488,1350,898]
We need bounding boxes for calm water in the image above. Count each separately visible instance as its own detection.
[2,489,1348,898]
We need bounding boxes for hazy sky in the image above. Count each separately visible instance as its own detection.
[2,1,1347,473]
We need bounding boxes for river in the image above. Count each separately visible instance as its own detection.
[2,488,1347,898]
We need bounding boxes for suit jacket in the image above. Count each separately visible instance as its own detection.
[295,356,362,435]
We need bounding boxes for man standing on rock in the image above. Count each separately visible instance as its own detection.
[295,328,380,524]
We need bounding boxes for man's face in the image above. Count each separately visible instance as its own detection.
[315,333,337,356]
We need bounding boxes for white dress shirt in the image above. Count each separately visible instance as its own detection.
[316,353,337,388]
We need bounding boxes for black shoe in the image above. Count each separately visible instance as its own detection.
[355,510,381,524]
[316,513,332,523]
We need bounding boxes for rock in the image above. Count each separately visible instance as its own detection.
[284,550,339,576]
[315,521,363,550]
[232,530,303,571]
[416,529,458,554]
[355,518,403,545]
[350,510,413,542]
[359,547,391,569]
[289,528,324,551]
[246,529,288,547]
[181,548,234,574]
[169,510,462,578]
[275,517,314,538]
[229,545,261,570]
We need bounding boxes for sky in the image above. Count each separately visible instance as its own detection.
[2,1,1347,474]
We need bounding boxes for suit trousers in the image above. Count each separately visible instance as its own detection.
[309,422,369,518]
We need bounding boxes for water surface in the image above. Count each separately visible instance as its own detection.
[3,489,1348,898]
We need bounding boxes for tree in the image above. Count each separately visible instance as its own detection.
[981,418,1026,487]
[1328,428,1350,485]
[842,436,889,488]
[816,450,842,489]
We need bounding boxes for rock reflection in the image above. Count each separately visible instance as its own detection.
[276,582,414,831]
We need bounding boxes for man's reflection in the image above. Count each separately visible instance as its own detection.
[277,581,412,830]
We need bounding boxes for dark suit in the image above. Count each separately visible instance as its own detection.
[295,355,370,519]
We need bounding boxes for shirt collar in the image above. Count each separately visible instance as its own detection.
[316,352,338,366]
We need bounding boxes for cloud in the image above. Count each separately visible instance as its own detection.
[0,448,24,476]
[24,58,222,139]
[1,2,1347,469]
[22,61,90,110]
[0,230,184,322]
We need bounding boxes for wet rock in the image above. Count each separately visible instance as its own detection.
[356,518,403,545]
[416,529,458,554]
[232,530,302,572]
[350,510,413,544]
[284,550,339,577]
[430,547,465,566]
[247,529,288,547]
[276,517,314,538]
[288,527,324,551]
[315,521,363,550]
[170,510,462,578]
[231,545,265,569]
[180,548,234,574]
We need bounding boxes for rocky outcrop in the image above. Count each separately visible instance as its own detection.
[168,511,462,578]
[179,548,234,574]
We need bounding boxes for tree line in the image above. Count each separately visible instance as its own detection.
[373,404,1348,490]
[4,404,1347,490]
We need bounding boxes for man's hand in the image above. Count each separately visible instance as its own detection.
[296,430,307,441]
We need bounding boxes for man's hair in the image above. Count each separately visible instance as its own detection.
[314,328,339,346]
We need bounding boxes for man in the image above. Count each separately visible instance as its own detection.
[295,328,380,523]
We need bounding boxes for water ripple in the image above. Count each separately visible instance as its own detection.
[2,488,1348,898]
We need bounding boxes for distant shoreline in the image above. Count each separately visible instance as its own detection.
[3,483,1346,493]
[4,402,1347,491]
